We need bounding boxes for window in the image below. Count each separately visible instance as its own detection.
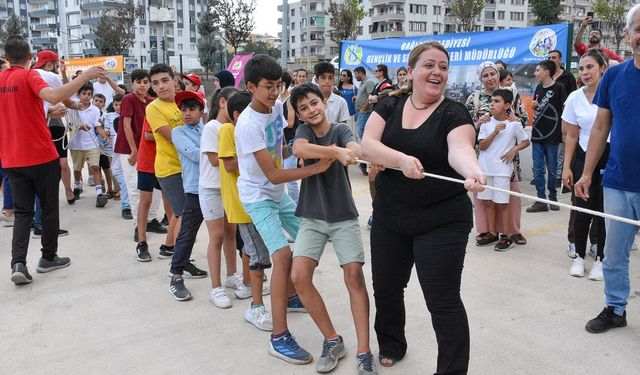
[69,42,82,54]
[291,8,295,16]
[191,44,196,51]
[178,43,183,50]
[484,26,494,31]
[511,0,524,5]
[291,22,295,30]
[291,48,295,57]
[445,24,455,33]
[410,4,427,14]
[433,6,441,16]
[150,28,157,36]
[68,28,81,38]
[140,41,146,48]
[485,11,495,20]
[178,30,182,36]
[177,2,183,9]
[67,13,80,26]
[409,21,427,32]
[433,23,441,33]
[510,12,524,21]
[139,27,145,34]
[498,11,505,20]
[291,35,295,43]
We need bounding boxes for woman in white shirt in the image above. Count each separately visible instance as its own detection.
[561,50,610,281]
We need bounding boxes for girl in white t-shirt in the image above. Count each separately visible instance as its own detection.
[561,50,610,280]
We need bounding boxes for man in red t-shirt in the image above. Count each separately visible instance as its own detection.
[574,16,624,63]
[0,36,104,285]
[113,69,166,236]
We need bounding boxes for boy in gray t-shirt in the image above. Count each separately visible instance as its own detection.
[289,83,377,374]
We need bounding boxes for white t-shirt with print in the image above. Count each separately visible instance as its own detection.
[478,117,529,177]
[68,105,102,151]
[199,119,222,189]
[561,87,605,152]
[235,102,286,203]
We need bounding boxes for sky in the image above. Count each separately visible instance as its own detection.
[254,0,283,36]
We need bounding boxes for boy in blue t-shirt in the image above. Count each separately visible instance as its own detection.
[234,54,332,365]
[289,83,377,374]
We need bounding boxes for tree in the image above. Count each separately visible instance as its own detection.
[197,4,222,79]
[531,0,562,26]
[0,14,24,45]
[243,40,280,59]
[93,0,144,56]
[449,0,484,33]
[209,0,256,54]
[592,0,630,54]
[325,0,366,44]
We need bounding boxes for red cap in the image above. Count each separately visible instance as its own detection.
[32,50,59,69]
[180,73,202,88]
[175,90,205,108]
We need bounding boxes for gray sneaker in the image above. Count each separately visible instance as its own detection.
[10,263,33,285]
[36,256,71,273]
[356,352,378,375]
[316,336,346,373]
[169,276,192,301]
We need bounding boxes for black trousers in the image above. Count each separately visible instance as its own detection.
[371,214,471,375]
[170,193,203,274]
[6,159,60,267]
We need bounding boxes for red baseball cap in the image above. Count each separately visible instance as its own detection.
[175,90,205,108]
[180,73,202,88]
[32,50,59,69]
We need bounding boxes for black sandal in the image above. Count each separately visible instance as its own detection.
[475,232,489,241]
[511,233,527,245]
[379,354,400,367]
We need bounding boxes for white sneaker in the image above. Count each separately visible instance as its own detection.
[567,243,576,258]
[2,213,14,227]
[245,304,273,331]
[631,241,638,251]
[234,283,252,300]
[209,287,232,309]
[588,261,604,281]
[589,244,597,260]
[569,257,585,277]
[88,175,95,187]
[225,273,244,290]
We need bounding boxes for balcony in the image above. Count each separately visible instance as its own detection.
[371,0,404,6]
[80,0,128,11]
[372,12,405,23]
[29,8,56,17]
[307,38,324,47]
[370,30,405,39]
[29,0,50,4]
[84,47,100,56]
[149,7,176,22]
[81,16,102,26]
[32,36,58,44]
[32,23,57,31]
[484,19,496,26]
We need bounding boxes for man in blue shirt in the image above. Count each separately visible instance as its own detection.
[574,3,640,334]
[168,91,206,301]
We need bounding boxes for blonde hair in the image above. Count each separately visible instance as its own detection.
[391,41,450,97]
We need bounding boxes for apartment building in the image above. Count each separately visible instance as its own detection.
[2,0,210,69]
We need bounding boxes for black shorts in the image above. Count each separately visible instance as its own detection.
[137,171,161,192]
[49,125,68,158]
[99,154,111,169]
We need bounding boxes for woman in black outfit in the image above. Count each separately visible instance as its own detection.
[361,42,485,374]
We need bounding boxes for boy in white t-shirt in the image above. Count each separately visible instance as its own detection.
[68,82,109,208]
[478,89,530,251]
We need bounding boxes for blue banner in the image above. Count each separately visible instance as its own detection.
[340,24,570,69]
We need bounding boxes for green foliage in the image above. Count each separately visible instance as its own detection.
[449,0,485,33]
[0,14,24,44]
[209,0,256,53]
[326,0,366,44]
[243,40,280,59]
[531,0,562,26]
[592,0,630,54]
[93,1,144,56]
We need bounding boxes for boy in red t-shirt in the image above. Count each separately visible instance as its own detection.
[134,118,177,261]
[0,36,104,284]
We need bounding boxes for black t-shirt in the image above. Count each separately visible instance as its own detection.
[373,95,474,231]
[532,82,567,144]
[556,69,577,96]
[294,122,358,222]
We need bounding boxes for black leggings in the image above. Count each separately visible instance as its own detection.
[571,145,609,260]
[371,215,471,375]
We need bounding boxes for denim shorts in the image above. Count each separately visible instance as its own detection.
[294,218,365,265]
[242,195,300,254]
[137,171,161,192]
[158,173,185,216]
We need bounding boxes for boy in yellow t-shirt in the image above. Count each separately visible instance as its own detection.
[146,63,207,280]
[219,91,272,331]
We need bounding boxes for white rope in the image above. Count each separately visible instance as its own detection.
[63,109,113,157]
[356,160,640,227]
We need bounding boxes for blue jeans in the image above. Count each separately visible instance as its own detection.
[602,187,640,315]
[283,155,299,203]
[532,142,559,199]
[170,193,204,274]
[34,196,42,230]
[112,169,130,210]
[356,111,372,140]
[0,163,13,210]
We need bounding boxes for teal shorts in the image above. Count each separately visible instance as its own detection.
[294,218,365,266]
[242,195,300,254]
